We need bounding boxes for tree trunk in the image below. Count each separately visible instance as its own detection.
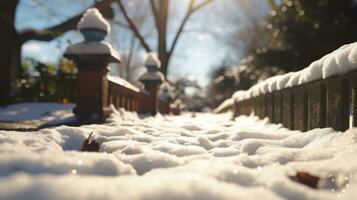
[159,52,170,77]
[157,0,169,77]
[0,1,19,106]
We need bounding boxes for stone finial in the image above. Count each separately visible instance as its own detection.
[139,53,164,83]
[64,8,121,64]
[145,52,161,71]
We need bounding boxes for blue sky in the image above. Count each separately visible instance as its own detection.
[18,0,270,87]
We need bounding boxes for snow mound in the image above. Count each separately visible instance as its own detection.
[145,52,161,68]
[77,8,110,33]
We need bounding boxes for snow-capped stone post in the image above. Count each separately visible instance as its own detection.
[63,8,121,122]
[139,53,165,115]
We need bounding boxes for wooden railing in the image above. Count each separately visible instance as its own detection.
[234,70,357,132]
[107,75,172,115]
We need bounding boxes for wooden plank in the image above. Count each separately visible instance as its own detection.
[352,80,357,128]
[245,99,250,115]
[274,92,282,124]
[294,87,308,131]
[234,100,240,117]
[244,100,249,115]
[307,82,326,130]
[256,96,262,118]
[349,71,357,128]
[262,95,267,119]
[253,97,258,116]
[325,77,350,131]
[258,96,265,118]
[266,94,274,122]
[242,100,247,115]
[240,101,245,115]
[282,89,294,130]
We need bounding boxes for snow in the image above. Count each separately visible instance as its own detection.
[232,42,357,102]
[0,106,357,199]
[0,103,75,125]
[64,41,121,60]
[139,71,165,82]
[145,52,161,68]
[77,8,111,33]
[213,98,233,113]
[107,75,140,93]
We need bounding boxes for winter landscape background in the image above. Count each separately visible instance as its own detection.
[1,0,357,199]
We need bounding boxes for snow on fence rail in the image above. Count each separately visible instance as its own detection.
[63,8,175,123]
[233,42,357,132]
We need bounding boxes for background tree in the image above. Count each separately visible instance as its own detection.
[116,0,213,77]
[253,0,357,72]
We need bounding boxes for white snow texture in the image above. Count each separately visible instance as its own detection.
[77,8,110,33]
[145,52,161,68]
[0,107,357,200]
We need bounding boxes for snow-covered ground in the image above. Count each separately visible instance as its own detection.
[0,103,75,126]
[0,107,356,200]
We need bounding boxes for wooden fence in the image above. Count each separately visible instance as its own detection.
[234,70,357,132]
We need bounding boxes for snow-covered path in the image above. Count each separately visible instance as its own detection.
[0,108,357,200]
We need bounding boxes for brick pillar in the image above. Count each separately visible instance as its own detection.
[63,8,121,122]
[139,53,164,115]
[144,83,161,115]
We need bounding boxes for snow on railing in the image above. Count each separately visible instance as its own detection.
[233,43,357,102]
[230,42,357,132]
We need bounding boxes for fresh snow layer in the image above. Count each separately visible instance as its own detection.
[0,107,357,199]
[107,75,140,93]
[232,42,357,102]
[77,8,110,33]
[65,41,121,60]
[214,98,234,114]
[145,52,161,68]
[139,71,165,82]
[0,103,75,125]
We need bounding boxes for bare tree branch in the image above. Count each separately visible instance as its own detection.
[168,0,213,57]
[149,0,158,24]
[116,0,151,52]
[192,0,213,13]
[19,0,115,42]
[110,19,131,29]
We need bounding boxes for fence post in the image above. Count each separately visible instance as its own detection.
[258,96,263,118]
[234,100,240,117]
[282,89,294,130]
[325,77,350,131]
[307,82,326,130]
[351,72,357,127]
[63,8,121,122]
[139,53,164,115]
[294,87,308,131]
[267,93,274,122]
[274,91,282,124]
